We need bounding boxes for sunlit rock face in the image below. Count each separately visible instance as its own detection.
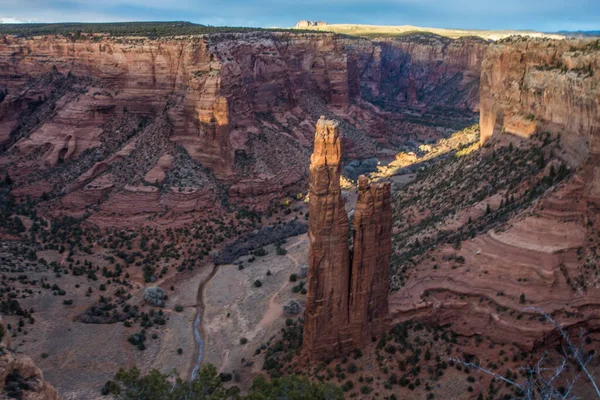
[480,37,600,162]
[0,30,487,224]
[303,117,392,362]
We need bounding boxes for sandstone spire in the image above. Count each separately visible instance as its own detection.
[349,176,391,345]
[303,117,392,362]
[303,116,352,360]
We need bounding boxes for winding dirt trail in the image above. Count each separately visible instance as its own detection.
[190,263,218,380]
[190,234,310,377]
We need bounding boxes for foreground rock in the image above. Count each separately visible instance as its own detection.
[303,117,391,361]
[0,318,59,400]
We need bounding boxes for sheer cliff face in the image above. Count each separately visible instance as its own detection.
[480,38,600,161]
[0,31,486,223]
[0,36,234,175]
[303,117,391,362]
[345,35,488,115]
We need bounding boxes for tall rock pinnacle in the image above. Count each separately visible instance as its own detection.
[303,116,391,362]
[349,176,391,345]
[303,116,352,359]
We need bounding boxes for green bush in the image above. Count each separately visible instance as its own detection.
[106,364,343,399]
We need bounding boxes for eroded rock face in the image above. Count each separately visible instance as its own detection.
[303,117,352,359]
[303,117,392,361]
[0,318,59,400]
[345,34,488,116]
[480,37,600,160]
[0,31,487,222]
[349,176,392,346]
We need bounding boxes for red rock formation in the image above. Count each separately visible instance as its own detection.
[479,37,600,158]
[480,37,600,209]
[345,34,488,114]
[303,117,392,362]
[0,317,59,400]
[349,176,392,345]
[0,31,487,222]
[303,116,352,360]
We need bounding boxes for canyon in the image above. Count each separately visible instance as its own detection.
[0,23,600,399]
[0,31,486,223]
[388,37,600,353]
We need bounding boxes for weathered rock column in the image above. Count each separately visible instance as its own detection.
[303,116,352,361]
[302,117,392,362]
[349,175,391,345]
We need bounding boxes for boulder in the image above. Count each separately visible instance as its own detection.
[283,300,302,315]
[144,287,165,307]
[298,264,308,278]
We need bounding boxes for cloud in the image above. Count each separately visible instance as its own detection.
[0,0,597,31]
[0,17,27,23]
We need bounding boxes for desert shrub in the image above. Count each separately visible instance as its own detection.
[106,363,343,399]
[254,248,267,257]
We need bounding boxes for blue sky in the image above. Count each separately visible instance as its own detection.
[0,0,598,32]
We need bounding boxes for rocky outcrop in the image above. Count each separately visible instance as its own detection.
[349,176,392,346]
[303,117,391,361]
[295,20,328,28]
[480,37,600,161]
[0,318,59,400]
[144,287,165,306]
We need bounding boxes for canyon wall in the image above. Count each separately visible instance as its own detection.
[0,33,349,179]
[480,37,600,163]
[345,34,488,116]
[0,31,487,222]
[303,117,391,361]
